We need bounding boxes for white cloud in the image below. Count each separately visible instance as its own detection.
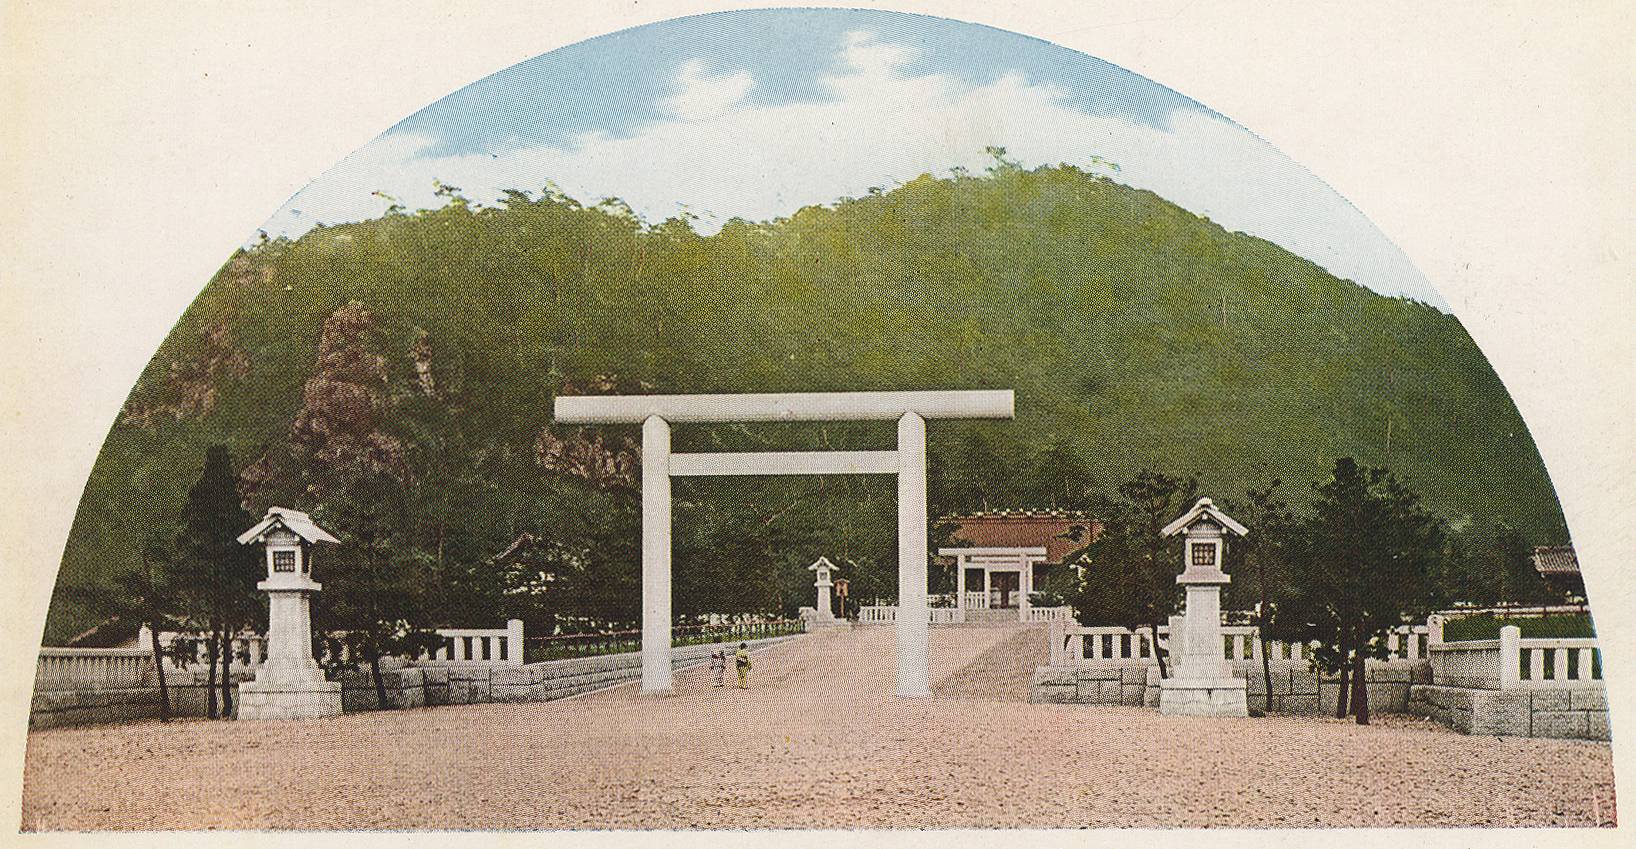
[661,59,755,121]
[260,32,1442,307]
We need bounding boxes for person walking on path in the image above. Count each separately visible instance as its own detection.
[734,642,752,689]
[709,649,726,687]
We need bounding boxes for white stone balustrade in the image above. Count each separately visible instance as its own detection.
[153,619,525,670]
[34,648,155,691]
[858,605,896,624]
[1050,624,1164,666]
[857,605,966,625]
[418,620,526,667]
[1503,626,1601,689]
[1427,626,1604,691]
[1048,621,1364,667]
[1024,606,1073,623]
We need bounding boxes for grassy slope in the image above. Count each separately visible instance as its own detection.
[46,165,1565,641]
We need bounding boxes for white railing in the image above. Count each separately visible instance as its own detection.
[1440,603,1590,618]
[151,619,525,669]
[1049,621,1351,666]
[1504,626,1601,689]
[857,606,966,625]
[963,591,987,610]
[1050,619,1432,667]
[149,628,266,670]
[1025,606,1073,623]
[415,620,526,666]
[1515,637,1602,688]
[858,606,896,624]
[1427,625,1603,690]
[1381,626,1432,660]
[35,648,156,691]
[1051,625,1165,666]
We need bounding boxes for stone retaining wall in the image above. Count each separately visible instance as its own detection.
[1407,684,1610,740]
[1030,665,1147,705]
[1030,659,1430,716]
[335,636,798,710]
[29,686,163,729]
[31,636,799,728]
[31,668,258,728]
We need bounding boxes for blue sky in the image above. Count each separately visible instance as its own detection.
[264,8,1446,309]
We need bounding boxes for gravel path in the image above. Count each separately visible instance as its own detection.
[21,626,1617,830]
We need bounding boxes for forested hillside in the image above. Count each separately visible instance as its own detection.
[45,162,1565,642]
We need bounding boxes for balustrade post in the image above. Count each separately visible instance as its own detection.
[1498,625,1522,689]
[504,619,524,665]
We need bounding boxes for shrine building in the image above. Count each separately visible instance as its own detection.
[937,510,1097,622]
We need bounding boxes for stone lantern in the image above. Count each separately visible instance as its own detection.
[808,556,838,622]
[1158,497,1250,717]
[235,507,343,720]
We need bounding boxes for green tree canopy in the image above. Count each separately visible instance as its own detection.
[1269,458,1444,724]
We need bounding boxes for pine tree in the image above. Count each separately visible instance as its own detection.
[175,444,257,718]
[1226,480,1294,714]
[1273,458,1443,724]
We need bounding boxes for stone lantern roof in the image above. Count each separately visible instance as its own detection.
[236,507,340,546]
[1160,497,1249,538]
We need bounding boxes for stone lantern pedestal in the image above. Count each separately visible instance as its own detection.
[236,507,343,721]
[1157,498,1249,718]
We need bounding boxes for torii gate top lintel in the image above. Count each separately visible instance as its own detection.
[553,389,1014,425]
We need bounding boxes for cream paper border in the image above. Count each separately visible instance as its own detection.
[1,1,1632,846]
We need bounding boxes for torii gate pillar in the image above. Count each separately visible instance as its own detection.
[895,411,930,696]
[557,390,1014,698]
[641,415,674,693]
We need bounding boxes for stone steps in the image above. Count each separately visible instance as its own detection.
[953,608,1027,627]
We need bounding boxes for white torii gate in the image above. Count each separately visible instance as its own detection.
[553,389,1015,697]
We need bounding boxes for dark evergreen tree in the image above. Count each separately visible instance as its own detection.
[175,444,256,718]
[312,471,440,708]
[1271,458,1443,724]
[1225,480,1295,713]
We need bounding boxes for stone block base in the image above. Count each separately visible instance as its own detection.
[1159,677,1249,717]
[1407,683,1610,740]
[237,679,342,721]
